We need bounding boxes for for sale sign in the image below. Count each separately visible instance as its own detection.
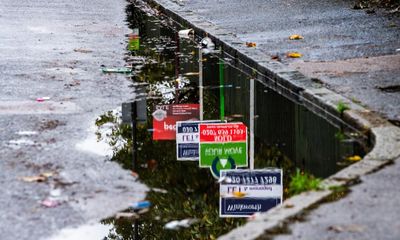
[220,169,283,217]
[176,120,221,161]
[152,104,199,140]
[199,123,247,168]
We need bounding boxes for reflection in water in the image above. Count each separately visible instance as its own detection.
[95,3,367,239]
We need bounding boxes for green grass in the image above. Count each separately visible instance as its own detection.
[334,130,346,141]
[336,101,350,115]
[288,169,322,195]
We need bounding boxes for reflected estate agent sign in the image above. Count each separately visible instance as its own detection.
[122,85,147,125]
[122,101,147,124]
[176,120,222,161]
[152,104,199,140]
[199,123,248,168]
[128,28,140,51]
[220,169,283,217]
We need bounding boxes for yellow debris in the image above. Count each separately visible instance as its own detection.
[287,52,302,58]
[289,34,304,40]
[347,155,362,162]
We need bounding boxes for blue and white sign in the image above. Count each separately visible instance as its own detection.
[219,169,283,217]
[176,120,221,161]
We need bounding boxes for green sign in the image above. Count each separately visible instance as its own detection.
[200,142,247,167]
[128,37,140,51]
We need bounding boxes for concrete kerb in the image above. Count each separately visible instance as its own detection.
[219,128,400,240]
[135,0,400,239]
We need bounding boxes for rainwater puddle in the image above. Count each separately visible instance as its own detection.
[76,109,125,157]
[86,3,368,239]
[75,124,114,157]
[45,223,112,240]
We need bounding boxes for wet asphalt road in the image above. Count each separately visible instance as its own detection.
[158,0,400,122]
[0,0,147,239]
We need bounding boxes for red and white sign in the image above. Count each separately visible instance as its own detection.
[199,123,247,143]
[152,104,199,140]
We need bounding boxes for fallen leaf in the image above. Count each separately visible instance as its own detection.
[287,52,302,58]
[246,42,257,47]
[284,203,294,208]
[328,225,344,233]
[289,34,304,40]
[271,55,280,61]
[41,172,55,178]
[347,155,362,162]
[327,224,364,233]
[20,171,56,183]
[21,176,46,182]
[73,48,93,53]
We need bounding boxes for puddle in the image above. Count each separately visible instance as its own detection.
[45,223,112,240]
[73,3,368,239]
[76,108,132,157]
[75,129,113,157]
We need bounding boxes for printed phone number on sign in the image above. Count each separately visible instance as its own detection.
[224,176,278,185]
[201,128,245,136]
[181,126,198,133]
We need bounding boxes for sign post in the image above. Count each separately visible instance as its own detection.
[219,169,283,217]
[249,78,255,170]
[219,54,225,121]
[199,48,203,121]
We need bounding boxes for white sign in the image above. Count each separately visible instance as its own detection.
[220,169,283,217]
[176,120,221,161]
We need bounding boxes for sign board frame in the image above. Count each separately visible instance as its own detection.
[219,169,283,217]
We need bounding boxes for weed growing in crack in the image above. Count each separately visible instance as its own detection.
[288,169,322,195]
